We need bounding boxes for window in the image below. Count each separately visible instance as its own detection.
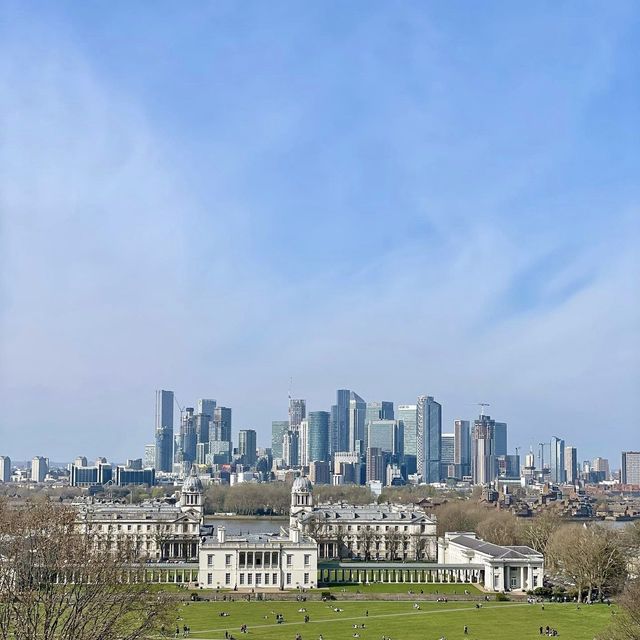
[272,552,279,566]
[256,574,262,585]
[533,575,538,587]
[207,554,214,567]
[225,554,232,567]
[286,554,293,567]
[272,573,278,584]
[304,573,309,585]
[207,573,213,585]
[265,573,270,585]
[247,573,253,585]
[511,576,517,588]
[240,574,244,585]
[225,573,231,586]
[286,573,291,585]
[239,552,245,568]
[304,554,310,567]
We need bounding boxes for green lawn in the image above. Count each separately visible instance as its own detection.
[162,599,613,640]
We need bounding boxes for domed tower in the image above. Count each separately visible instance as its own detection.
[180,465,204,520]
[290,475,313,528]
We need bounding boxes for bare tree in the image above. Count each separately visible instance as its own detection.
[0,500,174,640]
[597,579,640,640]
[548,523,627,603]
[359,526,376,561]
[519,507,563,555]
[386,529,402,560]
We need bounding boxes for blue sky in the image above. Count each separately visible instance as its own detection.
[1,1,638,465]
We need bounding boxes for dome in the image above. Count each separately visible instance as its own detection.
[292,475,313,493]
[182,466,203,493]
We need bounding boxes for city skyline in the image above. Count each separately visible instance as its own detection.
[1,3,638,463]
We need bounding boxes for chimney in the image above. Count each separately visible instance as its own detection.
[289,527,300,543]
[217,527,226,543]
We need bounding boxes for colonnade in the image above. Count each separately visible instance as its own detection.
[318,565,484,586]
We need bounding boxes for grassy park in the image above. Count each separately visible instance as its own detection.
[164,598,613,640]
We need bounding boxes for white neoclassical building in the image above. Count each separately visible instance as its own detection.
[75,466,205,561]
[290,476,438,561]
[198,526,318,590]
[438,532,544,592]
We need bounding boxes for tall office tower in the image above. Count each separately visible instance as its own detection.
[282,430,299,467]
[440,433,455,479]
[74,456,88,467]
[494,422,508,457]
[592,457,610,480]
[299,420,309,466]
[417,395,441,483]
[367,420,402,457]
[154,389,174,472]
[497,454,520,478]
[471,415,496,485]
[621,452,640,485]
[398,403,418,475]
[0,456,11,482]
[180,407,197,462]
[271,421,289,460]
[31,456,48,483]
[549,436,566,483]
[366,447,386,484]
[564,446,578,484]
[288,398,306,430]
[309,460,330,484]
[211,406,232,443]
[366,401,394,423]
[348,391,366,453]
[454,419,471,478]
[197,398,217,417]
[308,411,330,463]
[331,389,351,455]
[238,429,257,466]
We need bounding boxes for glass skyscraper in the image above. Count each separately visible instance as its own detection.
[308,411,330,463]
[454,419,471,478]
[348,391,366,454]
[550,436,565,484]
[417,395,441,483]
[154,389,174,472]
[271,420,289,460]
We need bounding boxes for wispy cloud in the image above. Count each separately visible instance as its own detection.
[0,2,638,463]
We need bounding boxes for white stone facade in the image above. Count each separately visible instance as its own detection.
[74,466,204,561]
[290,476,438,561]
[438,532,544,592]
[198,526,318,590]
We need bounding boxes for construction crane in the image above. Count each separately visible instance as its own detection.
[174,396,185,426]
[476,402,490,417]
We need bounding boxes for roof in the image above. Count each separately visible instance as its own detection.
[300,503,436,524]
[73,500,199,522]
[201,531,316,547]
[182,466,204,493]
[292,476,313,493]
[448,535,543,560]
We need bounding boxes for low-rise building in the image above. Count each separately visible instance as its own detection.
[438,531,544,592]
[198,526,318,590]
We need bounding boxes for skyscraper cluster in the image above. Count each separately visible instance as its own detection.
[152,390,245,473]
